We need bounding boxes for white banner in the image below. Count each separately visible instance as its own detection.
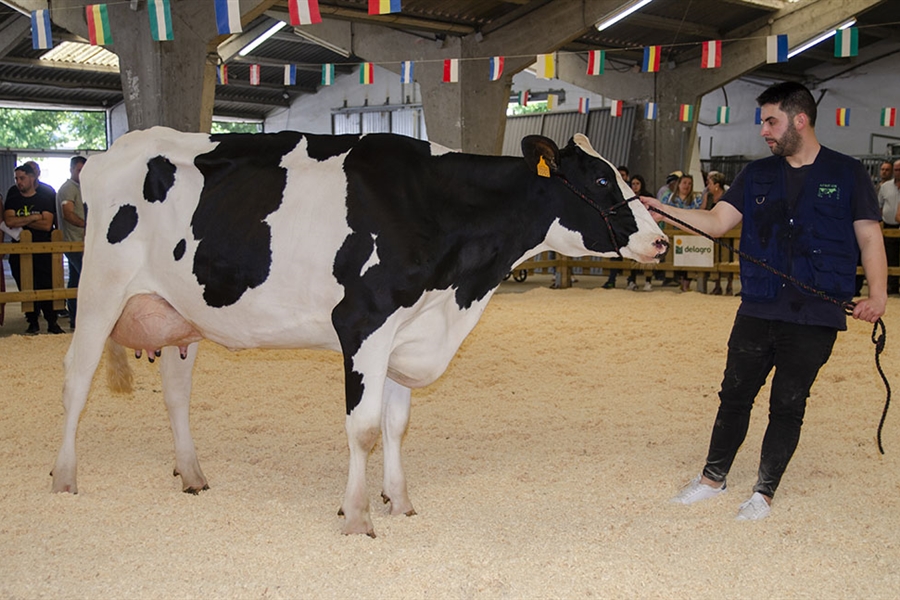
[673,235,714,267]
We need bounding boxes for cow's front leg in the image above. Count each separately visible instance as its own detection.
[381,377,415,516]
[160,343,208,493]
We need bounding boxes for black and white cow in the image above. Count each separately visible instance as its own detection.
[51,127,667,536]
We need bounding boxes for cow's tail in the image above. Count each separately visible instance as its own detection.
[105,339,134,394]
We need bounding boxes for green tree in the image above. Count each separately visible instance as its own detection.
[0,108,106,149]
[211,120,263,134]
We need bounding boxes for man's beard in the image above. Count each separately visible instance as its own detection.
[769,122,801,156]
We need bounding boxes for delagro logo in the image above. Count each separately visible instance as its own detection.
[675,237,711,255]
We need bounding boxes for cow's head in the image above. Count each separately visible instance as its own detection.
[522,134,668,263]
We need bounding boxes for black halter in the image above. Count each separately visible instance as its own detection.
[553,173,638,258]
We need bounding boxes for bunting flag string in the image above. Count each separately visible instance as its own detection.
[578,98,590,114]
[289,0,322,26]
[217,64,228,85]
[400,61,414,84]
[716,106,730,124]
[249,64,261,86]
[443,58,459,83]
[834,27,858,57]
[148,0,174,42]
[489,56,504,81]
[642,45,661,72]
[679,104,694,122]
[535,53,555,79]
[369,0,401,15]
[215,0,242,34]
[85,4,113,46]
[30,10,52,50]
[644,102,658,120]
[882,107,897,127]
[610,100,623,117]
[360,62,374,84]
[284,64,297,86]
[321,63,334,85]
[766,34,788,64]
[587,50,605,75]
[836,108,850,127]
[701,40,721,69]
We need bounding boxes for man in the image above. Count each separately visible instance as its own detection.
[3,163,64,334]
[876,159,900,294]
[57,156,87,328]
[656,170,682,203]
[878,160,893,191]
[642,82,886,520]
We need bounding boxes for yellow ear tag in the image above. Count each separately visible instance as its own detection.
[536,156,551,178]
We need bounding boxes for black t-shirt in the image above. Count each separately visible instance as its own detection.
[722,150,880,330]
[4,184,57,243]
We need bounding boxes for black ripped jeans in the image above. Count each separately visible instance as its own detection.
[701,315,837,498]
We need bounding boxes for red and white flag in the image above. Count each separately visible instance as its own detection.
[250,64,261,85]
[443,58,459,83]
[701,40,721,69]
[610,100,623,117]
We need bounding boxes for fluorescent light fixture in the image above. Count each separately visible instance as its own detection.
[787,18,856,59]
[595,0,656,32]
[238,21,288,57]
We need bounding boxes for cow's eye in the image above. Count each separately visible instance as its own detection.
[595,177,608,187]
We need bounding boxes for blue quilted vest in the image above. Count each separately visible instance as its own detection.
[739,147,859,303]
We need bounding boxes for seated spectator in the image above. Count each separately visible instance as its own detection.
[663,174,704,292]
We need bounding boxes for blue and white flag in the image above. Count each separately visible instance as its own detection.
[284,64,297,85]
[400,60,414,84]
[766,34,788,64]
[215,0,242,34]
[31,10,53,50]
[754,106,762,125]
[644,102,657,120]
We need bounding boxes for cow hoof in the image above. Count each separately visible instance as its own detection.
[341,521,376,538]
[183,484,210,495]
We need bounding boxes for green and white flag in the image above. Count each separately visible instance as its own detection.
[716,106,730,124]
[834,27,858,58]
[322,63,334,86]
[148,0,174,42]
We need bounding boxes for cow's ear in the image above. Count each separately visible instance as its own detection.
[521,135,559,178]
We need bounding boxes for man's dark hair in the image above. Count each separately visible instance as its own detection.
[756,81,817,127]
[14,163,36,176]
[70,155,87,168]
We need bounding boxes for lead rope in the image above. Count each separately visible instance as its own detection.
[650,205,892,455]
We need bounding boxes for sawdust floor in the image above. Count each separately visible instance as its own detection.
[1,275,899,599]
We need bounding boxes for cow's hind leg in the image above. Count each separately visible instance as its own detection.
[52,321,116,493]
[159,343,208,493]
[381,378,415,517]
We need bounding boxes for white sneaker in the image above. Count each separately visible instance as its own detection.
[626,281,637,291]
[670,475,726,505]
[736,492,771,521]
[643,281,653,292]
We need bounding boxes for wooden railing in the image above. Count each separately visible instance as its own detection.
[1,227,897,311]
[0,230,82,313]
[519,225,900,291]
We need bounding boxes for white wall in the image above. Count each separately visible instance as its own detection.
[265,63,610,134]
[266,64,421,133]
[698,50,900,160]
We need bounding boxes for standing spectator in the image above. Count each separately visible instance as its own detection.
[877,160,893,190]
[664,173,704,291]
[601,166,633,289]
[878,159,900,294]
[3,164,63,334]
[644,81,885,521]
[626,175,655,291]
[706,171,734,295]
[57,156,87,328]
